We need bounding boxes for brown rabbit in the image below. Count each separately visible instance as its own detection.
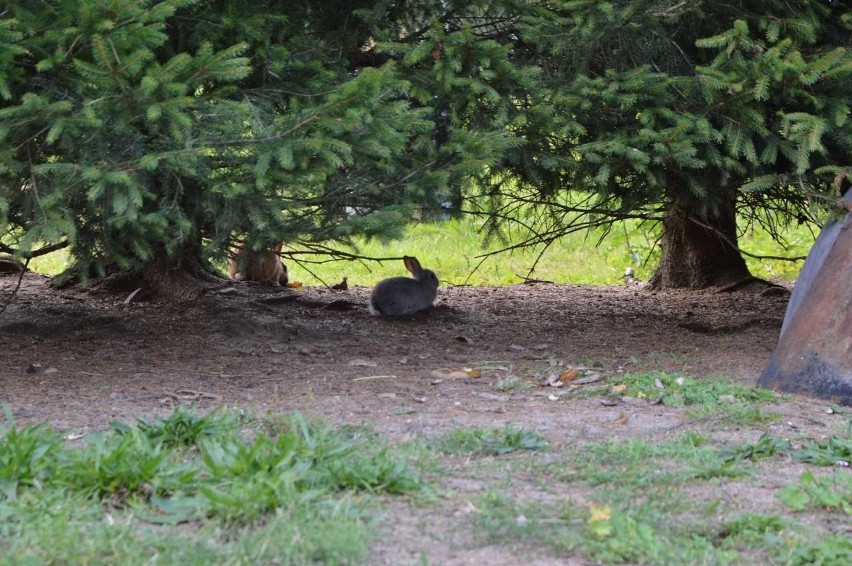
[228,242,289,285]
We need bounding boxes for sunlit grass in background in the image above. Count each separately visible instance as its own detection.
[25,217,814,286]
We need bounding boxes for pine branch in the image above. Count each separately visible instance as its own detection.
[0,240,70,258]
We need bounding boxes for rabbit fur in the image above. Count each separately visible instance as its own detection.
[369,256,439,316]
[228,242,289,285]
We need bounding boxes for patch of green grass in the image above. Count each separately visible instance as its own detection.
[717,513,788,547]
[437,425,548,457]
[778,471,852,514]
[786,534,852,566]
[472,492,582,550]
[546,433,747,490]
[720,423,852,468]
[115,405,238,448]
[23,247,70,276]
[61,427,197,502]
[738,218,816,282]
[463,427,846,565]
[0,409,422,564]
[609,373,777,406]
[792,421,852,466]
[0,420,63,499]
[553,438,679,486]
[711,403,781,426]
[582,502,740,565]
[470,492,784,564]
[470,490,843,565]
[0,491,372,565]
[22,214,812,285]
[721,431,792,462]
[605,372,780,427]
[197,415,423,524]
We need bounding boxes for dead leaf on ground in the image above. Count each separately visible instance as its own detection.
[455,335,474,344]
[545,369,601,388]
[286,281,303,289]
[616,412,629,425]
[559,367,580,382]
[588,505,612,523]
[610,383,628,395]
[431,368,477,380]
[349,359,378,368]
[600,398,620,407]
[464,367,482,378]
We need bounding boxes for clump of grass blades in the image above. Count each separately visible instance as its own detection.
[114,405,239,448]
[198,415,422,523]
[604,373,780,427]
[60,427,198,503]
[607,373,777,407]
[792,421,852,466]
[720,431,793,463]
[2,409,422,522]
[778,471,852,514]
[437,424,548,457]
[787,535,852,565]
[0,418,64,500]
[720,422,852,466]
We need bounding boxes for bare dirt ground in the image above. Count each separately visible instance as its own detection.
[1,271,846,565]
[0,271,793,433]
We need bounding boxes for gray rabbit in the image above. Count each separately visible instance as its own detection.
[369,256,439,316]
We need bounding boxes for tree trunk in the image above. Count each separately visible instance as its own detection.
[142,244,225,302]
[650,195,751,289]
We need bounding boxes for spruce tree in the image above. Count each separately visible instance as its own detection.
[0,0,510,299]
[3,1,849,295]
[479,0,852,287]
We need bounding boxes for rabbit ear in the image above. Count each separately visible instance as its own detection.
[403,256,422,276]
[273,242,283,254]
